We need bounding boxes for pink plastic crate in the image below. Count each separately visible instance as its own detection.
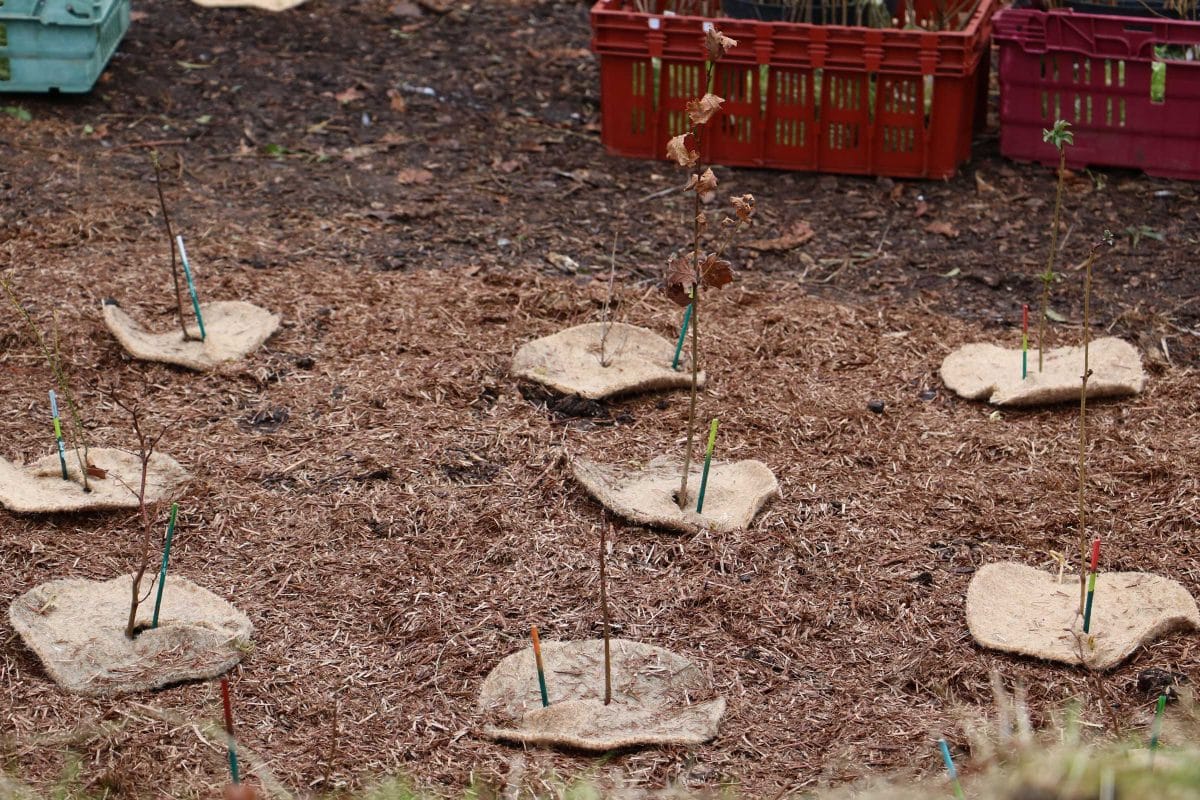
[996,7,1200,180]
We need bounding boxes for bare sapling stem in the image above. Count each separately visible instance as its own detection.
[599,233,618,367]
[50,313,91,491]
[1,276,91,490]
[109,394,174,639]
[1077,246,1098,615]
[151,151,191,341]
[600,524,613,705]
[1039,127,1071,372]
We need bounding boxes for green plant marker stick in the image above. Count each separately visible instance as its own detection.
[1022,304,1029,381]
[221,677,240,784]
[49,390,68,480]
[938,738,966,800]
[175,235,206,341]
[1150,693,1167,753]
[1082,538,1100,633]
[695,418,719,514]
[151,503,178,629]
[671,303,693,370]
[531,625,549,707]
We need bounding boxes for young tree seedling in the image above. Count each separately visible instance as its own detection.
[106,391,177,639]
[1038,120,1073,372]
[150,151,192,341]
[1075,230,1113,615]
[663,27,756,510]
[1,275,92,491]
[599,233,618,368]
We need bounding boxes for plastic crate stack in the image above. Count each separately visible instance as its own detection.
[0,0,130,93]
[995,7,1200,180]
[590,0,999,178]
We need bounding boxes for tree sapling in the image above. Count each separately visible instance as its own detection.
[662,26,756,511]
[106,392,177,639]
[1075,230,1114,616]
[1,275,93,491]
[150,151,193,341]
[1037,120,1073,372]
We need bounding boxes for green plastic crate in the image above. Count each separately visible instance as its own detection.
[0,0,130,93]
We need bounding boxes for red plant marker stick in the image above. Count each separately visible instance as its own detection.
[221,677,240,784]
[1089,538,1101,572]
[1023,303,1029,333]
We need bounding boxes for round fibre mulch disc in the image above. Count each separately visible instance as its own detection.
[512,322,703,400]
[10,574,252,696]
[479,638,726,751]
[571,454,778,534]
[191,0,307,9]
[939,337,1144,406]
[965,561,1199,670]
[0,447,188,515]
[102,299,280,371]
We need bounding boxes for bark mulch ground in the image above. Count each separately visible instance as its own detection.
[1,0,1197,797]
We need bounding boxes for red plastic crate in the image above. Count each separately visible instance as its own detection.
[996,8,1200,180]
[589,0,998,178]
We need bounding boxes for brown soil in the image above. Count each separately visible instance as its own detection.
[1,0,1198,797]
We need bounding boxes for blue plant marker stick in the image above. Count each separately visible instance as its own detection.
[175,235,207,341]
[151,503,179,629]
[939,739,966,800]
[671,303,693,371]
[49,390,68,480]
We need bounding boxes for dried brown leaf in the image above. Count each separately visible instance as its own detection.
[334,86,366,105]
[925,220,959,238]
[705,27,738,60]
[666,134,698,168]
[732,193,756,222]
[665,255,695,307]
[743,221,814,252]
[699,253,733,290]
[396,168,434,185]
[687,94,724,126]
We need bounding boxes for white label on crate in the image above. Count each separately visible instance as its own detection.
[648,17,660,29]
[702,21,714,31]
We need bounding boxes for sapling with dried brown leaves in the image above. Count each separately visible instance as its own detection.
[663,26,756,511]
